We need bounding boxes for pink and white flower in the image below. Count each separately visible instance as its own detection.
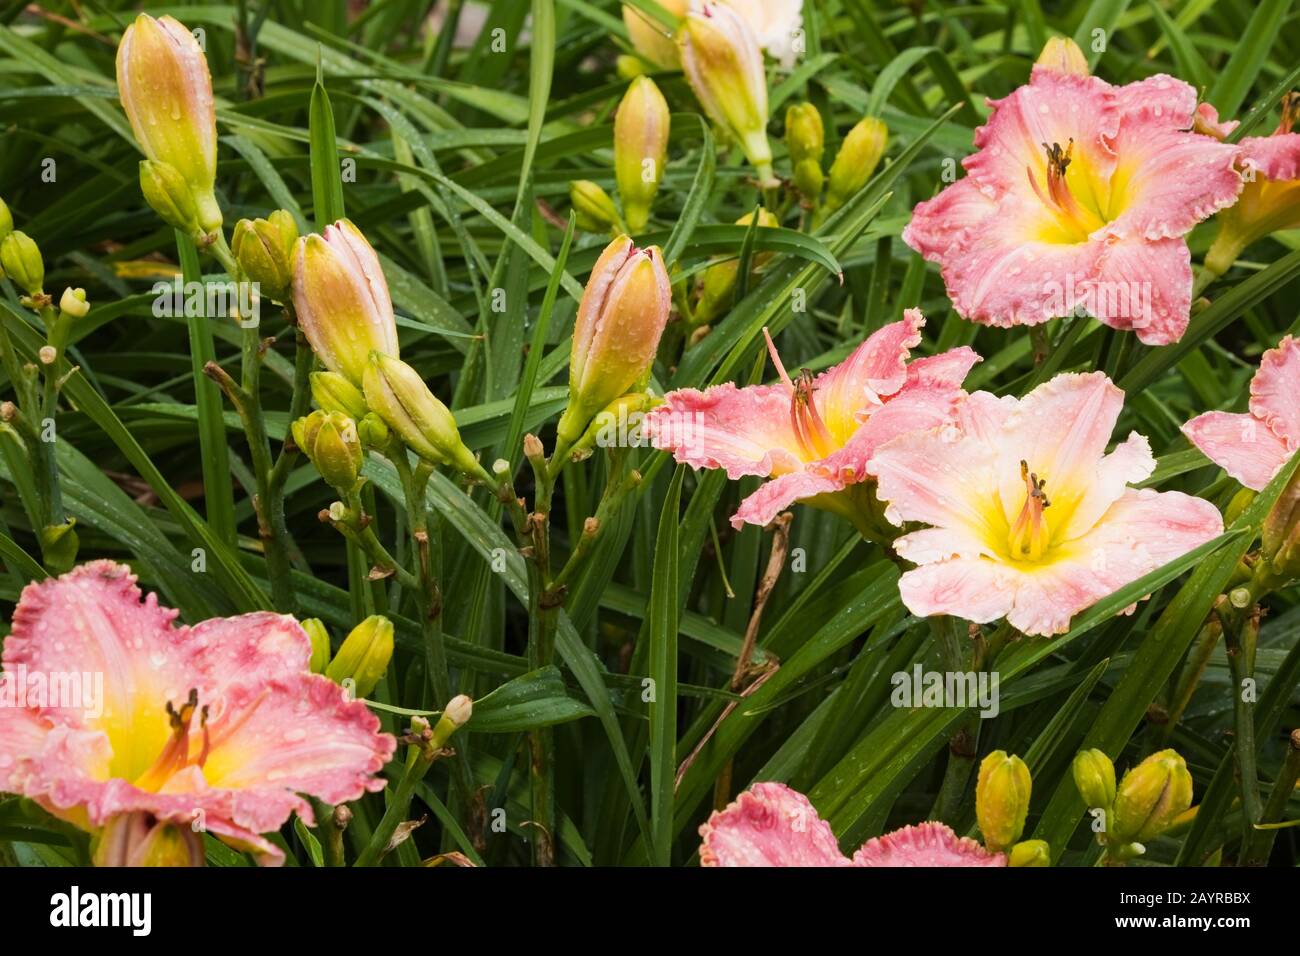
[0,562,396,865]
[700,781,1005,866]
[1182,336,1300,491]
[869,372,1224,637]
[644,310,979,535]
[903,64,1242,345]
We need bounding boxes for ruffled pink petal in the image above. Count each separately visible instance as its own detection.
[699,781,850,867]
[1112,74,1198,129]
[198,675,396,823]
[4,561,184,730]
[731,470,842,529]
[1059,431,1156,541]
[0,685,51,791]
[992,372,1125,527]
[1240,133,1300,182]
[1104,116,1242,242]
[851,822,1005,867]
[1182,410,1292,491]
[904,347,982,390]
[965,68,1119,198]
[184,612,314,699]
[644,383,805,479]
[902,176,999,262]
[814,311,924,435]
[1006,487,1223,636]
[896,558,1016,624]
[1248,335,1300,449]
[1194,103,1239,140]
[1089,235,1192,345]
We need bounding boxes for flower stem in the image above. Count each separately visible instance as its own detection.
[1241,730,1300,866]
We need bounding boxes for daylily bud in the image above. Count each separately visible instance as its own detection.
[232,210,298,302]
[975,750,1032,852]
[116,14,222,233]
[570,180,622,235]
[1035,36,1090,76]
[785,102,825,200]
[362,353,483,478]
[615,76,671,233]
[1008,840,1051,866]
[623,0,687,69]
[1072,748,1117,810]
[292,410,363,492]
[0,230,44,295]
[1111,749,1194,844]
[39,519,79,575]
[93,811,203,868]
[444,693,473,728]
[0,196,12,241]
[301,618,332,674]
[569,392,655,461]
[292,219,400,386]
[692,208,779,325]
[357,412,390,449]
[310,370,369,420]
[59,287,90,319]
[557,235,671,448]
[678,2,775,186]
[325,614,394,700]
[1225,487,1256,527]
[1263,471,1300,577]
[824,117,888,216]
[138,159,200,235]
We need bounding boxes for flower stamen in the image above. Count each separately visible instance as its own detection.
[1008,460,1052,561]
[133,688,210,791]
[1027,139,1105,239]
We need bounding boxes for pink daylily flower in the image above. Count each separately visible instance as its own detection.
[644,310,980,534]
[700,781,1005,866]
[869,372,1224,637]
[903,65,1243,345]
[0,562,396,865]
[1182,336,1300,491]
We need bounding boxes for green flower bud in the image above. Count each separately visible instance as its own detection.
[975,750,1032,852]
[1036,36,1090,76]
[1072,748,1118,811]
[357,412,390,449]
[825,117,888,214]
[785,103,825,200]
[39,520,79,575]
[0,230,44,295]
[0,195,12,241]
[570,180,622,234]
[232,210,298,302]
[1111,749,1194,844]
[300,617,332,674]
[614,76,670,233]
[692,208,779,325]
[139,159,201,235]
[362,352,483,479]
[310,370,369,420]
[325,614,394,699]
[1007,839,1051,867]
[292,409,363,492]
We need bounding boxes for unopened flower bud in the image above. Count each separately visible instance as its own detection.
[232,210,298,302]
[1007,839,1051,867]
[0,230,44,295]
[93,811,203,868]
[445,694,473,728]
[300,618,332,674]
[1072,748,1117,810]
[292,219,399,386]
[975,750,1032,852]
[1263,470,1300,577]
[1111,749,1194,844]
[59,287,89,318]
[785,102,824,199]
[557,236,671,448]
[138,159,201,235]
[615,76,671,233]
[117,14,222,233]
[326,614,394,700]
[1036,36,1090,76]
[824,117,888,216]
[357,412,390,449]
[39,520,79,575]
[570,180,622,235]
[0,196,12,241]
[362,353,482,478]
[623,0,686,69]
[310,370,368,420]
[693,208,778,324]
[678,2,775,186]
[292,409,363,492]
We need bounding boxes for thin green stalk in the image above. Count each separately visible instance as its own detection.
[1241,730,1300,865]
[1221,599,1262,855]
